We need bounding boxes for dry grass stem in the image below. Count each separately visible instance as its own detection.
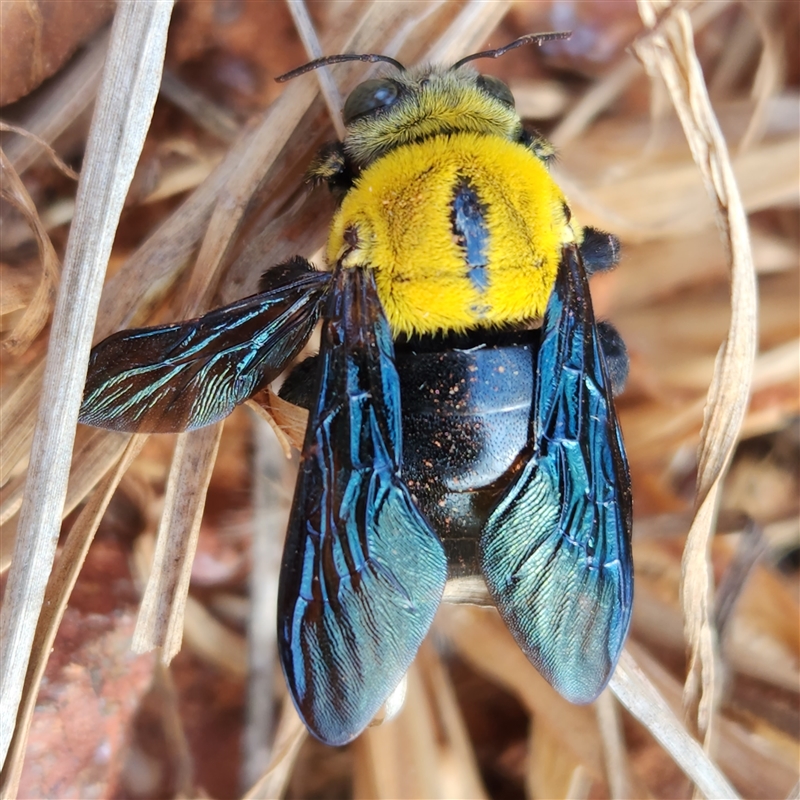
[0,362,46,486]
[714,520,768,637]
[0,0,174,770]
[623,642,798,798]
[420,0,511,65]
[594,690,635,799]
[0,147,59,354]
[242,419,294,787]
[610,650,739,799]
[285,0,346,141]
[0,122,78,180]
[352,651,487,799]
[0,428,131,539]
[636,0,760,755]
[133,424,222,660]
[242,701,307,800]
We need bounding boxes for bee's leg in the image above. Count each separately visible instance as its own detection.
[596,320,629,396]
[580,227,621,276]
[258,256,317,293]
[580,227,627,393]
[519,126,556,165]
[279,354,320,410]
[306,141,355,194]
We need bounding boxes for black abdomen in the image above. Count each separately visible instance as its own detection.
[396,332,535,576]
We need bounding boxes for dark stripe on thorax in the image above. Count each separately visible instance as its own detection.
[451,178,490,293]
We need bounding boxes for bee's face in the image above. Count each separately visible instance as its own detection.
[342,66,524,167]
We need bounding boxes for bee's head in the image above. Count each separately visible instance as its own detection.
[277,32,570,168]
[339,65,522,166]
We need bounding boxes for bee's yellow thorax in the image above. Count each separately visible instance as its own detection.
[327,132,575,337]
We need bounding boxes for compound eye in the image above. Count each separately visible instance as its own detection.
[476,74,515,107]
[343,79,399,124]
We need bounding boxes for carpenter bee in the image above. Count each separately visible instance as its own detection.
[80,33,633,746]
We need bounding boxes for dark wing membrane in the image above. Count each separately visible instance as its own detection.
[79,262,331,433]
[480,247,633,703]
[278,266,447,746]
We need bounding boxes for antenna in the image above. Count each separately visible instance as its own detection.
[450,31,571,70]
[276,53,405,83]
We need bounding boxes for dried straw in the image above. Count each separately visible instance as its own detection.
[0,0,796,797]
[636,0,759,756]
[0,0,174,774]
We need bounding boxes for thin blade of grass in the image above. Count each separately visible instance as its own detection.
[636,0,759,751]
[242,418,295,788]
[417,643,488,799]
[0,122,79,180]
[0,0,174,769]
[242,700,307,800]
[615,641,798,798]
[158,68,239,143]
[0,427,130,532]
[0,147,59,354]
[595,690,635,800]
[133,424,222,661]
[610,649,739,799]
[286,0,346,140]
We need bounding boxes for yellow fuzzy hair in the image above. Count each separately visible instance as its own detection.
[327,132,576,337]
[343,65,523,167]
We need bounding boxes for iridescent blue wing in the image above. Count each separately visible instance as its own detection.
[79,260,331,433]
[480,246,633,703]
[278,265,447,746]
